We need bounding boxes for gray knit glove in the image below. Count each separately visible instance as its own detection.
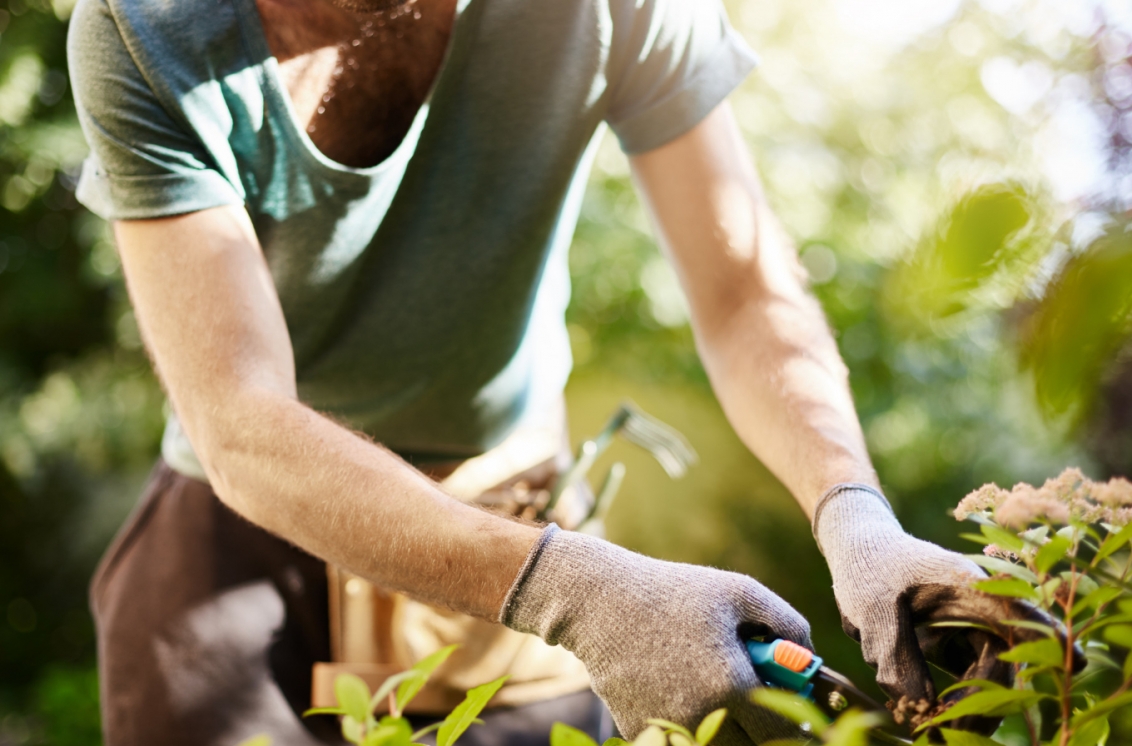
[814,484,1067,722]
[501,525,812,745]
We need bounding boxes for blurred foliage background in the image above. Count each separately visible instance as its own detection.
[1,0,1131,743]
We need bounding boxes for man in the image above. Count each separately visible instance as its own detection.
[68,0,1050,744]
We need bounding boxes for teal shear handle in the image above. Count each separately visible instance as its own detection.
[746,639,823,699]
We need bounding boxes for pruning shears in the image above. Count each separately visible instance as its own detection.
[747,639,912,745]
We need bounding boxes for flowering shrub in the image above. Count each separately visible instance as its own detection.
[758,468,1132,746]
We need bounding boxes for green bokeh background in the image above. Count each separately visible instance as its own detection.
[2,0,1131,742]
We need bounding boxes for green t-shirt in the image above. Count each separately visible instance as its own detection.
[68,0,756,478]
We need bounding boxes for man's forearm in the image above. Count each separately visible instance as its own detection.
[630,103,876,516]
[202,390,541,619]
[696,265,877,516]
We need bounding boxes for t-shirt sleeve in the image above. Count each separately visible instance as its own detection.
[67,0,244,220]
[605,0,757,155]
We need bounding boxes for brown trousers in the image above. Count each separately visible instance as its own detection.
[91,461,609,746]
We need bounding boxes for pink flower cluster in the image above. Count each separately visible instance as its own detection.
[956,468,1132,528]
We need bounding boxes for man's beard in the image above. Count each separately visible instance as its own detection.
[328,0,414,12]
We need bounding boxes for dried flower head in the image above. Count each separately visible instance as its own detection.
[956,468,1132,528]
[983,544,1019,561]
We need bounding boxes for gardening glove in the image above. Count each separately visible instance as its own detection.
[814,484,1075,731]
[501,524,811,745]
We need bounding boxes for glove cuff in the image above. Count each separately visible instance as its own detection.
[498,522,561,626]
[812,483,899,556]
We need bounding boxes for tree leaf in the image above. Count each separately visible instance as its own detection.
[603,739,630,746]
[972,578,1039,601]
[336,674,373,723]
[303,706,347,718]
[632,726,667,746]
[1095,524,1132,564]
[435,675,508,746]
[551,723,599,746]
[1035,535,1072,573]
[964,555,1039,584]
[1067,715,1110,746]
[939,728,1002,746]
[998,638,1064,668]
[926,689,1048,726]
[750,688,829,737]
[669,733,695,746]
[646,720,692,740]
[397,645,460,712]
[695,709,727,746]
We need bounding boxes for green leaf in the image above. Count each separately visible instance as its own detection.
[821,709,883,746]
[1067,715,1110,746]
[669,733,695,746]
[937,679,1006,697]
[964,555,1039,584]
[411,723,443,741]
[1035,536,1072,573]
[1095,524,1132,564]
[343,715,366,745]
[303,706,347,717]
[365,717,412,746]
[926,690,1049,726]
[632,726,667,746]
[336,674,373,723]
[981,524,1025,553]
[646,720,693,740]
[1068,573,1100,597]
[928,620,995,633]
[750,688,829,736]
[397,645,460,712]
[1124,648,1132,681]
[1104,624,1132,649]
[1001,619,1059,636]
[1072,586,1123,618]
[551,723,599,746]
[237,737,272,746]
[603,739,630,746]
[998,638,1064,668]
[960,533,992,546]
[695,709,727,746]
[372,671,423,713]
[973,577,1039,601]
[939,729,1002,746]
[1073,691,1132,726]
[435,675,508,746]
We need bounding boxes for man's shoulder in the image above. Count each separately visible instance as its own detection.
[70,0,244,85]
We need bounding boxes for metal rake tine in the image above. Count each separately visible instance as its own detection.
[618,402,698,478]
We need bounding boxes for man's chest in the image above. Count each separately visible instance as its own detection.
[258,0,457,169]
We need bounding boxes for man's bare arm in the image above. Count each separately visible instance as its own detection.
[114,206,539,619]
[629,103,877,516]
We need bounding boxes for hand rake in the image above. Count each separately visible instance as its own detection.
[539,401,698,526]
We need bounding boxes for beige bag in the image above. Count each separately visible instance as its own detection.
[311,417,594,714]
